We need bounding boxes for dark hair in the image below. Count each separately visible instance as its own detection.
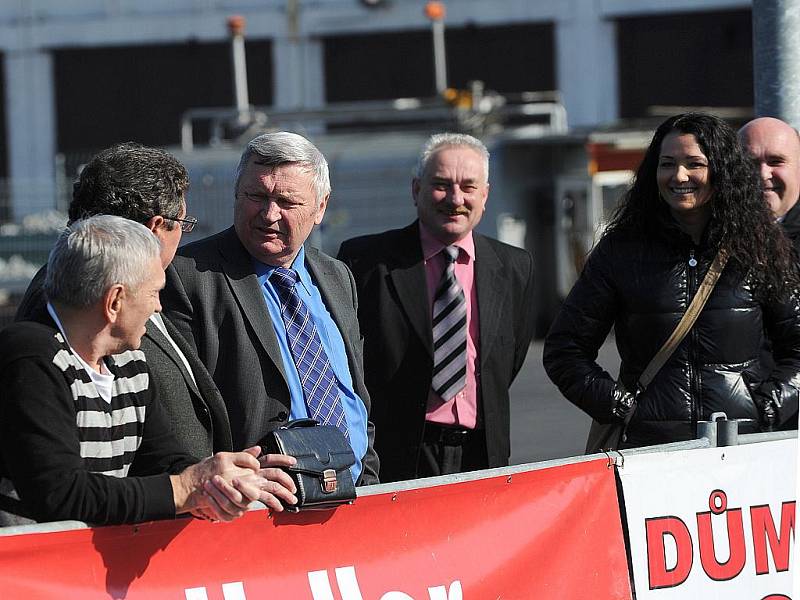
[606,112,798,296]
[68,142,189,228]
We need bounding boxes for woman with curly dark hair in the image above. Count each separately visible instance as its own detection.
[543,112,800,449]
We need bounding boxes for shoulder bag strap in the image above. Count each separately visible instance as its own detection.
[638,249,730,391]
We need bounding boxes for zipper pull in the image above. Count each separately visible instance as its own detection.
[688,250,698,268]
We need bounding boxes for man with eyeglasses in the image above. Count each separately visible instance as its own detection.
[166,215,199,232]
[14,144,246,467]
[2,215,297,525]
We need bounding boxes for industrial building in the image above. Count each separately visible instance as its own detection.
[0,0,755,326]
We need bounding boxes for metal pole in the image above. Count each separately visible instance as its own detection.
[432,20,447,94]
[752,0,800,127]
[180,116,193,152]
[425,2,448,95]
[227,15,250,125]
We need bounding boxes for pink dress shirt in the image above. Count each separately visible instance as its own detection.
[420,224,480,430]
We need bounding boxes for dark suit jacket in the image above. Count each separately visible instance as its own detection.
[338,222,535,483]
[783,200,800,256]
[779,201,800,430]
[160,226,380,485]
[15,266,232,459]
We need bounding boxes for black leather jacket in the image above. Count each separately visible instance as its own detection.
[543,225,800,447]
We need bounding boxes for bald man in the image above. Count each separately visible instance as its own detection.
[739,117,800,430]
[739,117,800,252]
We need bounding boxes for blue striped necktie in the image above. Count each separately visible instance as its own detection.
[431,245,468,400]
[269,267,349,438]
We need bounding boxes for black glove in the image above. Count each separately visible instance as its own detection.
[753,384,780,431]
[611,385,637,422]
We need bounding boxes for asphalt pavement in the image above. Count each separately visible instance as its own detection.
[509,338,621,465]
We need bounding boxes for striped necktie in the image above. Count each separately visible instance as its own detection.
[270,267,349,438]
[431,245,467,400]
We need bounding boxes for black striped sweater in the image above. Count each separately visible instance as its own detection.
[53,331,149,476]
[0,317,197,524]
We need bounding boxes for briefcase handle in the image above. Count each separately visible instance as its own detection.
[258,418,320,457]
[281,418,318,429]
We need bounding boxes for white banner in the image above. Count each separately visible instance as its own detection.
[619,438,796,599]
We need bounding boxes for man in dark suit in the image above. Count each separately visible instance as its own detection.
[739,117,800,253]
[160,132,379,485]
[15,143,233,459]
[739,117,800,430]
[3,215,298,525]
[338,133,535,482]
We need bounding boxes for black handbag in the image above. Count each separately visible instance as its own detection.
[585,249,729,453]
[585,411,629,454]
[261,419,356,511]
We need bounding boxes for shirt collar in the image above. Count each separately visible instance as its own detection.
[253,245,312,294]
[419,222,476,262]
[46,302,67,341]
[46,302,111,375]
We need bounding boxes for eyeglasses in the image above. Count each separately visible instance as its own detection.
[163,215,198,233]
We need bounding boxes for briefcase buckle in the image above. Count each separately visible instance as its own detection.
[321,469,337,493]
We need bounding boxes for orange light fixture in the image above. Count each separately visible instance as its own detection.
[424,1,445,21]
[227,15,245,35]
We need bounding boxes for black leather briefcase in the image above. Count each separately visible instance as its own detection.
[262,419,356,512]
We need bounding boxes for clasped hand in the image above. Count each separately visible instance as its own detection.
[174,447,298,522]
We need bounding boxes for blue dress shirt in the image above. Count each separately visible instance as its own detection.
[255,246,368,482]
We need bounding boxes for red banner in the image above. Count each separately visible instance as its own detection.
[0,459,631,599]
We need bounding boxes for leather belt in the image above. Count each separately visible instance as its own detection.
[423,422,480,447]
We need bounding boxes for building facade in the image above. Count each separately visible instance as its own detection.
[0,0,752,220]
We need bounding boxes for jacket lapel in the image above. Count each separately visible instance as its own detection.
[388,223,433,356]
[475,234,508,361]
[144,317,201,396]
[217,228,289,386]
[161,313,233,451]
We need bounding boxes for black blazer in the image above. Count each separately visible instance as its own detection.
[338,222,535,482]
[161,226,380,485]
[14,266,232,459]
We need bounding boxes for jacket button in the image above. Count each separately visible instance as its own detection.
[277,411,288,420]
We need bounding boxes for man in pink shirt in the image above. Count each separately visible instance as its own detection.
[338,133,535,482]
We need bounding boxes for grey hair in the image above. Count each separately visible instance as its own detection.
[233,131,331,204]
[44,215,161,308]
[415,133,490,181]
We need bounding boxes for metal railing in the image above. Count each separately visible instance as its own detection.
[179,91,567,152]
[1,429,793,537]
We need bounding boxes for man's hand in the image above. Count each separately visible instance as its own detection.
[171,447,262,521]
[203,452,299,514]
